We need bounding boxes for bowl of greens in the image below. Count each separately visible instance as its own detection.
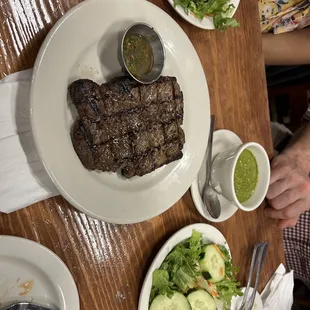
[138,223,242,310]
[167,0,240,31]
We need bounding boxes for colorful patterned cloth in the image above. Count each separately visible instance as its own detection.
[259,0,310,33]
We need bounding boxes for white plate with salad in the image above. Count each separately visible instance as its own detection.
[167,0,240,31]
[138,223,242,310]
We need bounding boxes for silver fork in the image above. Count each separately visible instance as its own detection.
[239,242,269,310]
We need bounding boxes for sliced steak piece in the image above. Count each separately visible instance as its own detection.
[164,122,180,142]
[131,124,164,155]
[81,117,112,145]
[157,101,176,123]
[122,140,183,178]
[93,143,118,172]
[70,76,183,120]
[140,103,159,124]
[69,79,102,122]
[157,76,174,102]
[99,76,141,116]
[140,83,157,104]
[100,76,139,99]
[123,111,145,133]
[73,119,184,174]
[149,124,165,148]
[111,136,132,161]
[81,101,178,146]
[100,95,140,117]
[71,120,99,170]
[72,120,119,172]
[175,97,184,122]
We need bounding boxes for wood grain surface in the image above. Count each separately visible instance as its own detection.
[0,0,284,309]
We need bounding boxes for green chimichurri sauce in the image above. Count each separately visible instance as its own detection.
[123,34,153,78]
[234,149,258,203]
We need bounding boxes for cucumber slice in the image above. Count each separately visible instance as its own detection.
[199,244,225,283]
[187,289,216,310]
[150,292,191,310]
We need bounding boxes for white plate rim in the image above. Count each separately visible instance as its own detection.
[0,235,80,310]
[138,223,229,309]
[30,0,210,224]
[167,0,240,30]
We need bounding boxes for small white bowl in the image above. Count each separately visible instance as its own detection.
[211,142,270,212]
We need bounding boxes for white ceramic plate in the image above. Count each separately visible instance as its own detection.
[167,0,240,30]
[0,236,79,309]
[30,0,210,224]
[191,130,241,222]
[138,223,229,309]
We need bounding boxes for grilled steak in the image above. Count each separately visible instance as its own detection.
[70,76,185,178]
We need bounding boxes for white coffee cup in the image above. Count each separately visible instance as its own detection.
[210,142,270,211]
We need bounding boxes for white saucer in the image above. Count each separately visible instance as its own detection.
[0,236,79,309]
[190,129,241,222]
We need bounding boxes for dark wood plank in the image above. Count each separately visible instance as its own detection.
[0,0,283,309]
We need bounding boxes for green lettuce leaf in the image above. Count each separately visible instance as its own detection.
[172,263,198,292]
[163,239,202,292]
[152,270,172,294]
[187,229,203,258]
[150,269,175,304]
[216,245,243,309]
[213,15,240,31]
[150,229,203,302]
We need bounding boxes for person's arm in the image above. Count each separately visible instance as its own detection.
[262,28,310,65]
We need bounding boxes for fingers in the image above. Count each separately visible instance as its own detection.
[277,217,298,229]
[271,155,286,168]
[266,179,288,200]
[265,200,305,219]
[269,189,301,210]
[266,154,310,228]
[270,159,290,185]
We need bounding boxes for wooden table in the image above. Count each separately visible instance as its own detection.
[0,0,284,309]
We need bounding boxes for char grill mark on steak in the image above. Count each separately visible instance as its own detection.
[70,77,183,146]
[69,79,102,122]
[81,100,182,146]
[71,120,119,172]
[99,76,142,116]
[122,140,183,178]
[70,76,180,120]
[71,120,99,170]
[72,120,184,169]
[70,76,185,178]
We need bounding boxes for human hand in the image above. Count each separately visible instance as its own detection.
[265,152,310,229]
